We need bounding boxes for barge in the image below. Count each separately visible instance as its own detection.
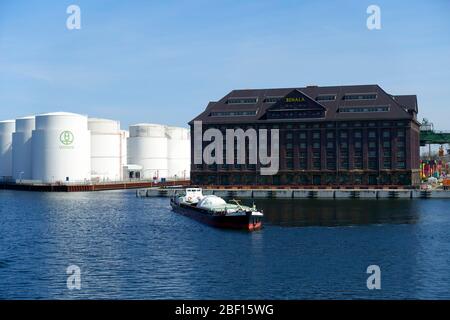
[170,188,263,231]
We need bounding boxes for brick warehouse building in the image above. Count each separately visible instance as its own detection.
[189,85,421,187]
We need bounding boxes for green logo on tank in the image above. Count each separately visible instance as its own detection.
[60,131,74,145]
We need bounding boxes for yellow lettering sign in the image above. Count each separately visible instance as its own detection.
[286,97,305,103]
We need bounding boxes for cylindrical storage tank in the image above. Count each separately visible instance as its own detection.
[167,126,190,180]
[12,116,35,180]
[127,124,168,180]
[88,118,123,181]
[0,120,15,180]
[121,130,129,167]
[32,112,91,183]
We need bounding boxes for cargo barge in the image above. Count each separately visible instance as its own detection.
[170,188,263,231]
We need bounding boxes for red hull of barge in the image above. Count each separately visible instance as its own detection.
[171,201,262,231]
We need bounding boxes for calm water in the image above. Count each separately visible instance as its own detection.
[1,190,450,299]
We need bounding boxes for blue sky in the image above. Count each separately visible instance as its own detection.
[0,0,449,129]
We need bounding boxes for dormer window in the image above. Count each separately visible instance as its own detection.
[342,93,377,100]
[315,95,336,101]
[226,97,258,104]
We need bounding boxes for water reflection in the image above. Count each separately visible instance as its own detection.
[241,199,421,227]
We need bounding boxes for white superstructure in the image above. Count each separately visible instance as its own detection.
[88,118,125,181]
[12,116,35,180]
[0,120,15,179]
[31,112,91,183]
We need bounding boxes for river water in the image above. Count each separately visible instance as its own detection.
[0,190,449,299]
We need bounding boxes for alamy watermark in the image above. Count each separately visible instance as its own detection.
[66,5,81,30]
[366,265,381,290]
[193,121,280,175]
[367,5,381,30]
[67,265,81,290]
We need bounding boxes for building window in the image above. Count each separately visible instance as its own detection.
[383,131,390,138]
[299,132,307,139]
[342,93,377,100]
[299,142,307,149]
[210,111,256,117]
[369,141,376,148]
[313,132,320,139]
[226,97,258,104]
[326,131,334,138]
[355,141,362,149]
[286,159,294,169]
[264,96,283,103]
[354,131,362,138]
[338,106,389,113]
[286,133,293,140]
[267,110,325,119]
[383,160,391,169]
[327,161,336,170]
[397,151,405,158]
[313,142,320,149]
[368,131,377,138]
[313,161,321,170]
[327,142,334,149]
[316,95,336,101]
[340,131,348,138]
[397,130,405,137]
[397,161,406,169]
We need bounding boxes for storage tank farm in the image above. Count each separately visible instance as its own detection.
[12,116,35,180]
[0,112,190,186]
[88,118,125,181]
[0,120,15,180]
[128,124,169,180]
[31,112,91,183]
[166,126,190,180]
[127,123,190,181]
[120,129,129,169]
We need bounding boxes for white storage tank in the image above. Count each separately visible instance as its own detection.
[12,116,35,180]
[32,112,91,183]
[128,123,168,180]
[88,118,124,181]
[0,120,15,179]
[166,126,190,180]
[121,130,129,168]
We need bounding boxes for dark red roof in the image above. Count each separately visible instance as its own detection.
[189,84,418,125]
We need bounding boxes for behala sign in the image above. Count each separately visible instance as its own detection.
[285,97,305,103]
